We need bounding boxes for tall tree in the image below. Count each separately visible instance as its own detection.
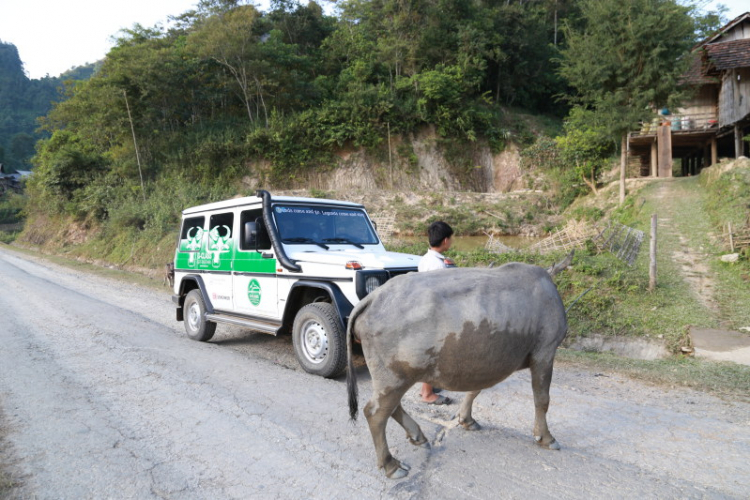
[190,4,267,123]
[558,0,695,203]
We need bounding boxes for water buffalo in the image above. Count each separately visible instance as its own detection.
[346,261,569,478]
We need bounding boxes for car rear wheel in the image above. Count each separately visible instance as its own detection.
[292,302,346,378]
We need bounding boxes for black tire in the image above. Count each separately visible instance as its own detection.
[292,302,346,378]
[183,289,216,342]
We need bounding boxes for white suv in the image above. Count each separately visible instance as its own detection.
[172,190,420,378]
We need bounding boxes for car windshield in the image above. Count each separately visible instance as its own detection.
[273,204,379,245]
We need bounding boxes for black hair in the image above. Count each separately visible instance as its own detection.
[428,221,453,248]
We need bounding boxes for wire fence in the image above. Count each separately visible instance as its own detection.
[525,219,644,266]
[593,221,645,266]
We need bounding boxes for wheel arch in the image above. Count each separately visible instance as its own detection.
[282,281,352,335]
[174,275,214,321]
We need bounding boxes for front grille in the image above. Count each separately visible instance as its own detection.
[386,267,417,279]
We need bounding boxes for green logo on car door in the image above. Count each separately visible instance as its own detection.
[248,279,262,306]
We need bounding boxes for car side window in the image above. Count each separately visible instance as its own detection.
[178,216,205,252]
[208,212,234,254]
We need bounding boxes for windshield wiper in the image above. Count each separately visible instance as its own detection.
[282,237,329,250]
[323,238,364,249]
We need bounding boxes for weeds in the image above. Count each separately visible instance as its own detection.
[558,350,750,402]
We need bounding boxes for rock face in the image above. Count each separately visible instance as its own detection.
[250,128,525,194]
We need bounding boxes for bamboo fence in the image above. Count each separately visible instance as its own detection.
[724,222,750,252]
[527,219,644,266]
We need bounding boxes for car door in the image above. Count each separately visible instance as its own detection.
[203,211,235,312]
[232,208,279,319]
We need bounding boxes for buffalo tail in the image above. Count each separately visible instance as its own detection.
[346,303,361,421]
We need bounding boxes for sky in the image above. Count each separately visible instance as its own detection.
[0,0,747,80]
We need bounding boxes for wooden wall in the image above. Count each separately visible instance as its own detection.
[721,19,750,41]
[678,85,717,118]
[719,68,750,127]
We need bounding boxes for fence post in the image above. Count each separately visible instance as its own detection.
[649,214,657,291]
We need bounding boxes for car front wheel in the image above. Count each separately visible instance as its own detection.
[292,302,346,378]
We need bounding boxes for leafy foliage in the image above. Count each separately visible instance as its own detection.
[555,107,615,193]
[558,0,697,137]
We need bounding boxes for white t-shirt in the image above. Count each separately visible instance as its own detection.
[418,249,449,272]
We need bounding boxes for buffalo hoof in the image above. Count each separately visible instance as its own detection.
[385,460,411,479]
[459,418,482,431]
[535,436,561,450]
[408,435,430,448]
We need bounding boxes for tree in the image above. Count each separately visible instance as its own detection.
[9,133,35,167]
[555,107,614,195]
[190,4,267,123]
[558,0,696,203]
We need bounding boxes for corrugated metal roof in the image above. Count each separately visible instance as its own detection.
[680,51,718,85]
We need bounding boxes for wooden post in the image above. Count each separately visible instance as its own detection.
[729,222,734,252]
[650,141,658,177]
[704,142,711,171]
[387,122,393,189]
[649,213,657,292]
[123,90,146,201]
[657,125,673,177]
[735,124,743,159]
[620,134,627,205]
[711,136,718,165]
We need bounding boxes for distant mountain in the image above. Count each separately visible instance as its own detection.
[0,40,96,172]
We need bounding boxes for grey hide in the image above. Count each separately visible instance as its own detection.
[346,262,568,479]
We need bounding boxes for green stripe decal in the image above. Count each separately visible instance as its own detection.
[233,252,277,273]
[174,224,276,273]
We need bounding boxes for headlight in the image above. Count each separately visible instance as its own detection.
[356,271,389,299]
[365,276,382,294]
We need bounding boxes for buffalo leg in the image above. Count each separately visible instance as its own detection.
[530,358,560,450]
[364,388,412,478]
[458,390,482,430]
[391,404,429,447]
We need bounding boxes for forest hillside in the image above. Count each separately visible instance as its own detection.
[0,41,95,171]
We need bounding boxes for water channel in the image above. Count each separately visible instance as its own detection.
[393,234,540,251]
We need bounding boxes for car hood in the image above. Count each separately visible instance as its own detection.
[287,247,421,269]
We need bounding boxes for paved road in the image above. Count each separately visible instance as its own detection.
[1,246,749,499]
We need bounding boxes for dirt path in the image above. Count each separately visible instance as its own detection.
[647,178,750,365]
[1,246,750,499]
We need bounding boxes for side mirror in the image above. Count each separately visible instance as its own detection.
[244,221,257,249]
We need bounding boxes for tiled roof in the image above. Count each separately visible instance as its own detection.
[680,51,717,85]
[705,38,750,71]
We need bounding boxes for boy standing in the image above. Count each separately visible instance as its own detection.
[417,221,455,405]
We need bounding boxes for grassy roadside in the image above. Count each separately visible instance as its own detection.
[556,350,750,402]
[0,242,169,293]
